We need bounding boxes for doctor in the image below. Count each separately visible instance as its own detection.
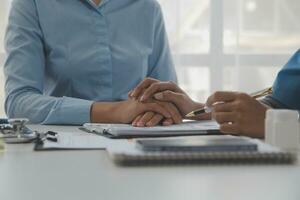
[4,0,182,125]
[129,49,300,138]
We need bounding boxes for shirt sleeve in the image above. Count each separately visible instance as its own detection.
[147,2,177,83]
[271,49,300,110]
[260,95,291,109]
[4,0,93,125]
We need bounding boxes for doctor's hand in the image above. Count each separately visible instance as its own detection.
[206,91,268,138]
[129,78,210,119]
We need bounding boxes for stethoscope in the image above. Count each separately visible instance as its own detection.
[0,118,37,144]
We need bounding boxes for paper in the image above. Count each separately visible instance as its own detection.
[41,132,112,150]
[83,120,220,137]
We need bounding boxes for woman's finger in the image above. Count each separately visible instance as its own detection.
[140,81,182,102]
[146,114,164,127]
[146,103,172,119]
[131,78,159,98]
[128,90,133,98]
[132,114,143,126]
[136,112,155,127]
[162,118,174,126]
[154,90,185,109]
[155,101,183,124]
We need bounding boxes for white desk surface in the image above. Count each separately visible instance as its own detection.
[0,125,300,200]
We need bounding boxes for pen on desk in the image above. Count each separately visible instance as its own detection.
[185,87,273,118]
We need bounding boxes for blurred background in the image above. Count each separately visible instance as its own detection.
[0,0,300,117]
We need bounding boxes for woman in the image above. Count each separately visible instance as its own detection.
[4,0,181,125]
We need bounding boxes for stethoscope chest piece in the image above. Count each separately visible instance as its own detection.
[2,118,37,144]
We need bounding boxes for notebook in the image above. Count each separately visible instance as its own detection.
[136,136,258,152]
[81,120,220,139]
[107,135,297,165]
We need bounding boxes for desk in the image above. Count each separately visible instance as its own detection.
[0,125,300,200]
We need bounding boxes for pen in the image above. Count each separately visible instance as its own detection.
[185,87,273,118]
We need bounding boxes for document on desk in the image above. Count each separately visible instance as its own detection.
[82,120,220,139]
[34,132,113,151]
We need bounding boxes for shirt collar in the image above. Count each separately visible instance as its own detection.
[88,0,111,8]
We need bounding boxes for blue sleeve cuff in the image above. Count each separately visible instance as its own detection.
[261,95,291,109]
[41,96,93,125]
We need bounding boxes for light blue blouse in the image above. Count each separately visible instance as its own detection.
[4,0,177,124]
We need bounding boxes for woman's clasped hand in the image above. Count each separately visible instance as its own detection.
[127,78,210,127]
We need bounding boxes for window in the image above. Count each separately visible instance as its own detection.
[1,0,300,117]
[158,0,300,101]
[0,0,10,117]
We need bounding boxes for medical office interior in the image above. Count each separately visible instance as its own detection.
[1,0,300,200]
[1,0,300,117]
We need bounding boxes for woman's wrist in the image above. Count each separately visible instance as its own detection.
[90,101,122,123]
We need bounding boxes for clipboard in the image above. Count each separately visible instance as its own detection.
[34,131,109,151]
[81,120,221,139]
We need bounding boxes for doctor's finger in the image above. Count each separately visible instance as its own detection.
[212,112,236,124]
[206,91,237,107]
[219,123,240,134]
[213,102,236,112]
